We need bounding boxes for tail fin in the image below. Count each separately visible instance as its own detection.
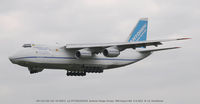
[127,18,148,42]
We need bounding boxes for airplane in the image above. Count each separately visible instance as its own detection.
[9,18,190,76]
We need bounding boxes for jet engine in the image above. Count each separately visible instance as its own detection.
[103,47,120,57]
[75,49,92,58]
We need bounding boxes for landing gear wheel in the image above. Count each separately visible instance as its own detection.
[66,70,86,76]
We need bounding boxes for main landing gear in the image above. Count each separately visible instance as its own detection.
[66,71,86,76]
[66,67,104,76]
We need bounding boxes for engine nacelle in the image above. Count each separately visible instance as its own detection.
[75,49,92,59]
[103,47,120,57]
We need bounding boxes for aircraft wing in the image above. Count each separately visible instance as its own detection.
[65,38,190,53]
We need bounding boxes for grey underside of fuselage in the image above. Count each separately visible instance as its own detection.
[17,54,150,71]
[17,60,137,70]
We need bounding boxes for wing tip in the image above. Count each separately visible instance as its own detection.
[174,47,181,49]
[177,38,191,40]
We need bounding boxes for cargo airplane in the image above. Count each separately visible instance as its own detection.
[9,18,190,76]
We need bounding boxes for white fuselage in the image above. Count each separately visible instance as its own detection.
[9,45,151,71]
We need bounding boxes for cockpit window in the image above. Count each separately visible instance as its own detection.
[22,44,32,48]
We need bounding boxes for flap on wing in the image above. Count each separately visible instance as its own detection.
[138,47,181,53]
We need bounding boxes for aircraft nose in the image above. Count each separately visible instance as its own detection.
[9,56,16,64]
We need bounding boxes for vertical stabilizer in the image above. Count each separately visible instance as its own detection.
[127,18,148,42]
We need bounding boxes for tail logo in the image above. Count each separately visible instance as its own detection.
[128,18,148,42]
[131,24,147,42]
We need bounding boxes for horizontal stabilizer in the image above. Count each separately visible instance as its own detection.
[138,47,181,53]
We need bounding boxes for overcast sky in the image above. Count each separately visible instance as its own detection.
[0,0,199,104]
